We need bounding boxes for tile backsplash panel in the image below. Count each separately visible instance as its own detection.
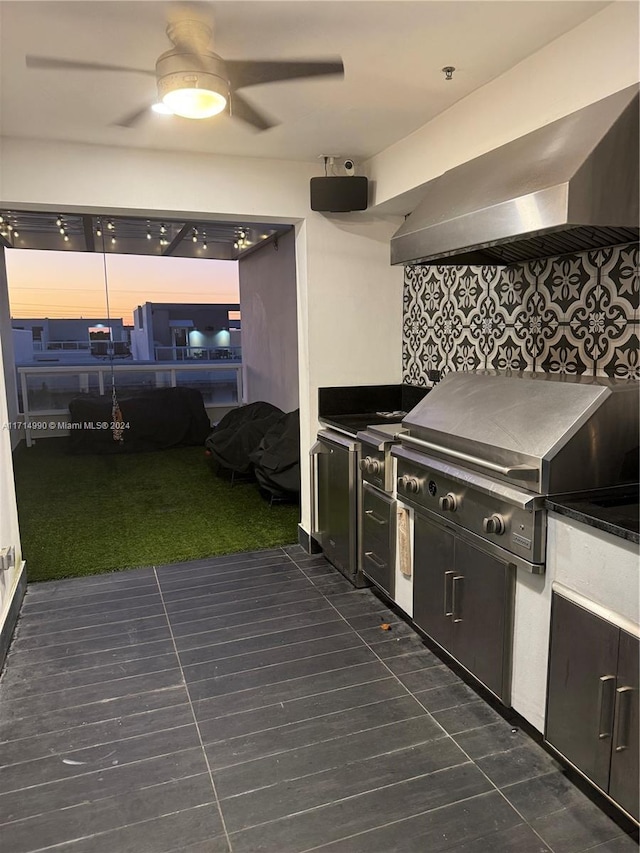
[403,242,639,383]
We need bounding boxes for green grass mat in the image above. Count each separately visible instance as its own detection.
[13,440,300,583]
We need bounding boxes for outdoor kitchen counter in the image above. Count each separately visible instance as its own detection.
[546,483,639,546]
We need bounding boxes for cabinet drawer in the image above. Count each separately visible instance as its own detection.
[362,486,395,542]
[361,484,395,598]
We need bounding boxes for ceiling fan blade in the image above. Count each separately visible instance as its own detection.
[226,59,344,91]
[112,103,154,128]
[26,55,155,75]
[229,92,278,131]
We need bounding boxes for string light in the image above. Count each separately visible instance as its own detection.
[202,231,207,251]
[63,234,69,242]
[160,223,166,234]
[106,220,114,231]
[13,229,19,238]
[192,228,198,243]
[55,216,62,227]
[111,236,116,245]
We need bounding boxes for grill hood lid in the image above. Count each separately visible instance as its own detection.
[391,86,639,267]
[401,371,639,494]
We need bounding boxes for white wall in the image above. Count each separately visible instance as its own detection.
[367,1,640,210]
[12,329,33,364]
[0,290,23,639]
[0,142,403,536]
[238,229,300,413]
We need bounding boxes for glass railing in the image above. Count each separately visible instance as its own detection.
[16,362,243,446]
[154,345,242,361]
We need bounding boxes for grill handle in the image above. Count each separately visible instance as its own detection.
[401,434,539,481]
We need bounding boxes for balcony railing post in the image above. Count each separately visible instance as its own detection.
[236,367,243,404]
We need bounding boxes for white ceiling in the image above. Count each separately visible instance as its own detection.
[0,0,610,164]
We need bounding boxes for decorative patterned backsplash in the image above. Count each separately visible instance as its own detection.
[403,242,639,383]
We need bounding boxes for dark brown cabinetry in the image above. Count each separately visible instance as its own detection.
[413,512,514,703]
[546,593,639,822]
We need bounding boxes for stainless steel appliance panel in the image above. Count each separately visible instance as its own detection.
[312,430,364,586]
[451,538,513,702]
[413,511,514,704]
[413,513,455,651]
[395,452,545,572]
[359,443,387,492]
[546,594,620,793]
[402,372,640,493]
[609,630,639,822]
[390,86,639,266]
[361,483,396,597]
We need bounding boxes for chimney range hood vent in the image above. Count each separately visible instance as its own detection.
[391,86,639,267]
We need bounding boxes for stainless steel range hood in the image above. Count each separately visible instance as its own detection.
[391,86,639,266]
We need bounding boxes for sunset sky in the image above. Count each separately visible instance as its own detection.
[5,249,240,326]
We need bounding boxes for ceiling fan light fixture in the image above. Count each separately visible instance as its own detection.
[158,71,228,120]
[151,102,174,115]
[162,86,226,119]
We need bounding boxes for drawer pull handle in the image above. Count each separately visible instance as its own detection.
[598,675,616,739]
[452,575,464,623]
[365,551,387,570]
[614,686,633,751]
[444,570,455,616]
[365,510,387,526]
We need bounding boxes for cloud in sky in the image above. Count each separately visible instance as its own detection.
[6,248,240,325]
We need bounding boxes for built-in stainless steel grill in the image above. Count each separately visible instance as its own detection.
[392,370,638,705]
[393,371,639,574]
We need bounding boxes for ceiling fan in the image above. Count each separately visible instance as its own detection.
[25,18,344,131]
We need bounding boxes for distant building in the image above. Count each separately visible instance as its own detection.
[12,317,130,363]
[131,302,241,362]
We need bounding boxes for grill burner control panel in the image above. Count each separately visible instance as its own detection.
[396,457,544,565]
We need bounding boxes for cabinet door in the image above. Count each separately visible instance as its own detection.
[317,442,353,575]
[361,485,395,598]
[413,513,454,650]
[451,539,512,703]
[546,595,619,793]
[609,630,639,821]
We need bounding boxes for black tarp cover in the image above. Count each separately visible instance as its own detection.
[68,387,211,453]
[251,409,300,498]
[205,401,284,474]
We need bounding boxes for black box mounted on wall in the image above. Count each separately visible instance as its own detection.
[310,176,368,212]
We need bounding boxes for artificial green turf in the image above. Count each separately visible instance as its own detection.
[12,439,300,582]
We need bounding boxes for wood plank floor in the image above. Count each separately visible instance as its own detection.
[0,547,637,852]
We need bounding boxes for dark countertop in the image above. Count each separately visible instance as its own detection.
[320,412,407,438]
[546,484,639,545]
[318,383,429,439]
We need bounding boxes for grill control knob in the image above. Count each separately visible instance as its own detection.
[361,456,383,475]
[369,458,383,475]
[483,514,506,535]
[406,477,420,494]
[439,493,458,512]
[398,475,420,494]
